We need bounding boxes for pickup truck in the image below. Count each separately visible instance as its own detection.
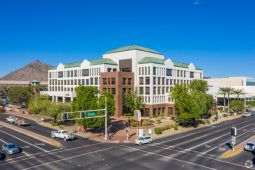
[15,118,29,126]
[6,116,18,124]
[51,130,75,141]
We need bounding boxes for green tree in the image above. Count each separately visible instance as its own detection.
[230,100,244,113]
[8,86,32,106]
[124,91,144,114]
[219,87,228,111]
[74,86,98,110]
[232,89,244,100]
[98,91,115,116]
[28,95,51,115]
[171,80,213,127]
[46,103,70,123]
[0,86,9,97]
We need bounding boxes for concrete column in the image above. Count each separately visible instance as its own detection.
[71,97,74,102]
[63,96,66,103]
[56,96,58,102]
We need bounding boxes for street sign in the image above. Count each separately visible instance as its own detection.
[139,129,144,138]
[87,111,96,117]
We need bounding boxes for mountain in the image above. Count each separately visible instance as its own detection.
[0,60,52,82]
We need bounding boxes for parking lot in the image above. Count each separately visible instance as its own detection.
[0,113,254,169]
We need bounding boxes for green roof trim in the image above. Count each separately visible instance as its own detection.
[138,57,165,65]
[64,61,83,68]
[90,58,117,66]
[173,61,190,68]
[105,45,162,55]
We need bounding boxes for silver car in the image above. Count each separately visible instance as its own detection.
[134,136,153,145]
[245,141,255,152]
[2,143,20,155]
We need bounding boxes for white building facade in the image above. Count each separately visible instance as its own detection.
[44,45,203,116]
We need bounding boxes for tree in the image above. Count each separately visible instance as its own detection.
[171,80,213,127]
[232,89,244,100]
[124,91,144,114]
[219,87,228,112]
[74,86,98,110]
[46,103,70,123]
[189,80,208,93]
[0,86,9,97]
[98,91,115,116]
[230,100,244,113]
[8,86,32,106]
[225,87,234,114]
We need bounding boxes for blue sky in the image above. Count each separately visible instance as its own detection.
[0,0,254,78]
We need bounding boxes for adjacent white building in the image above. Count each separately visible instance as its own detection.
[44,45,203,116]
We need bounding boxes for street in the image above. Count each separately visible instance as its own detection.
[0,113,255,170]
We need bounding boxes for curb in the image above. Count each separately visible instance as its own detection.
[0,121,62,148]
[220,148,243,159]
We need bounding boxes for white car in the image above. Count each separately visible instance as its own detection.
[134,136,153,145]
[51,130,75,141]
[245,141,255,151]
[6,116,18,124]
[242,112,252,118]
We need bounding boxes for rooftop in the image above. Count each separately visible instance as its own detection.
[138,57,165,65]
[90,58,117,66]
[105,45,162,55]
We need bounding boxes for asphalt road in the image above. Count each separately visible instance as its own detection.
[0,113,255,170]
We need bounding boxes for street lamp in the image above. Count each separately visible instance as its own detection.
[100,94,108,141]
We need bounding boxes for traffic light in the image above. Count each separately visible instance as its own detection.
[231,127,237,136]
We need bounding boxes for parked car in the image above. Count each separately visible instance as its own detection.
[134,136,153,145]
[6,116,18,124]
[51,130,75,141]
[0,152,5,160]
[244,141,255,152]
[15,118,29,126]
[242,112,252,118]
[2,143,20,155]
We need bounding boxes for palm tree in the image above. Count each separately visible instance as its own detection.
[232,89,244,100]
[225,87,234,115]
[219,87,228,112]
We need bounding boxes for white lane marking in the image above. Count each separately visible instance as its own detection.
[149,143,252,169]
[0,129,48,152]
[185,124,253,151]
[21,146,31,149]
[22,147,112,170]
[0,142,103,165]
[122,145,217,170]
[34,143,46,146]
[154,117,253,146]
[172,123,253,148]
[201,127,255,155]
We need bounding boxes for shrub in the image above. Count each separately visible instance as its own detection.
[200,120,206,125]
[206,120,210,124]
[123,113,133,116]
[130,120,138,127]
[154,127,163,135]
[173,124,178,131]
[223,114,228,117]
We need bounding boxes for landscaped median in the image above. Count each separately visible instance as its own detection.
[0,121,62,148]
[220,135,255,159]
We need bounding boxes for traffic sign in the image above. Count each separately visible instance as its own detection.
[231,127,237,136]
[87,111,96,117]
[134,110,141,122]
[231,136,236,145]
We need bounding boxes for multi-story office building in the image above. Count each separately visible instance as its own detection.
[44,45,203,117]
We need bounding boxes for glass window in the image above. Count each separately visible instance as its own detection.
[112,88,116,95]
[145,77,150,85]
[139,77,144,85]
[58,71,63,78]
[145,87,150,94]
[90,78,93,85]
[166,69,172,76]
[139,87,144,94]
[190,72,194,78]
[111,78,116,84]
[153,87,156,95]
[123,78,126,85]
[82,69,89,76]
[128,78,132,85]
[95,77,98,85]
[153,67,156,75]
[153,77,156,85]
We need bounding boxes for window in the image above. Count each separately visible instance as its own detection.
[166,69,172,76]
[103,78,107,85]
[162,78,165,85]
[177,70,179,77]
[82,69,89,76]
[153,87,156,95]
[145,77,150,85]
[74,70,77,77]
[153,67,156,75]
[139,87,144,94]
[111,88,116,95]
[111,78,116,84]
[153,77,156,85]
[58,71,63,78]
[158,77,161,85]
[113,68,117,72]
[67,71,70,77]
[90,78,93,85]
[123,78,126,85]
[166,79,169,85]
[158,87,161,94]
[139,77,144,85]
[148,67,150,75]
[145,87,150,94]
[128,78,132,85]
[95,77,98,85]
[190,72,194,78]
[71,71,74,77]
[86,79,89,85]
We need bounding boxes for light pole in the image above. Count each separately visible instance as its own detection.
[101,95,108,141]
